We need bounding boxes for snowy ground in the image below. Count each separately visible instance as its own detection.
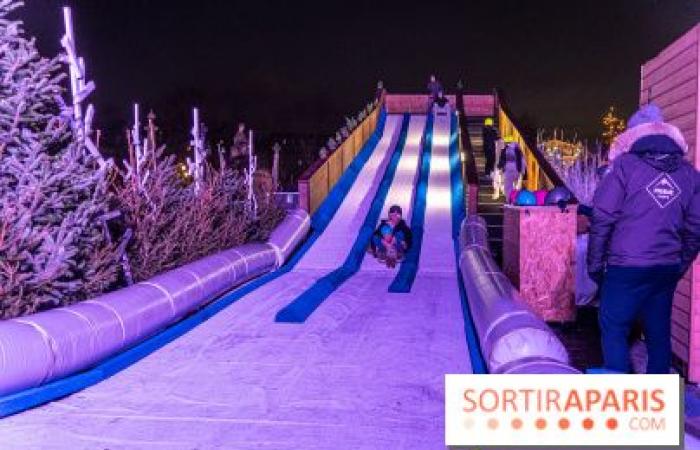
[0,113,472,449]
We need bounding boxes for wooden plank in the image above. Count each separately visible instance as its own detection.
[664,109,697,133]
[675,287,692,313]
[342,141,354,172]
[678,277,692,298]
[643,42,698,87]
[672,317,689,335]
[657,100,697,126]
[351,128,361,158]
[672,307,690,329]
[649,79,697,110]
[644,25,700,75]
[465,94,496,116]
[673,336,690,362]
[327,150,342,193]
[385,95,430,114]
[672,321,690,344]
[645,62,698,101]
[309,164,328,214]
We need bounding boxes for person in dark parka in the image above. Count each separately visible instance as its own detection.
[588,104,700,374]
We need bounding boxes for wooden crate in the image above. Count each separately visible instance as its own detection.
[503,205,577,322]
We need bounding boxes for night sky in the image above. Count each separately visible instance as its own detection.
[21,0,700,149]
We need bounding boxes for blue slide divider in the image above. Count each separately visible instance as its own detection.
[275,114,411,323]
[447,112,487,373]
[388,113,434,292]
[0,109,389,417]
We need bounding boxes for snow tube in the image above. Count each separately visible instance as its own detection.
[457,215,579,374]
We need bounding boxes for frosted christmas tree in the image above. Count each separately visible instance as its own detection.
[0,1,119,318]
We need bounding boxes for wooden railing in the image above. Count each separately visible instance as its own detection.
[495,89,568,193]
[297,90,385,213]
[385,93,495,116]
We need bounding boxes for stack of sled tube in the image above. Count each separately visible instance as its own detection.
[0,208,310,396]
[458,214,580,374]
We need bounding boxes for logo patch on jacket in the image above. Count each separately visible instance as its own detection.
[646,173,681,208]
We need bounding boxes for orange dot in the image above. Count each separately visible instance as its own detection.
[488,418,499,430]
[536,418,547,430]
[583,418,594,430]
[558,418,570,430]
[606,418,618,430]
[511,418,523,430]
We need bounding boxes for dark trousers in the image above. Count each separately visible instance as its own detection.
[599,264,680,374]
[484,145,495,175]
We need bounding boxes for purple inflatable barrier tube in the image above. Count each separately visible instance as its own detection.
[458,215,580,374]
[0,209,310,396]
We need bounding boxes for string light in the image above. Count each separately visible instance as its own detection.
[602,106,626,145]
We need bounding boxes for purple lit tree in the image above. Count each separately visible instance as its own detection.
[114,108,283,282]
[0,2,119,318]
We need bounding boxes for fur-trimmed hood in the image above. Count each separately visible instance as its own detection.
[608,104,688,162]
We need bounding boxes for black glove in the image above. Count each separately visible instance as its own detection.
[577,204,593,218]
[589,270,604,287]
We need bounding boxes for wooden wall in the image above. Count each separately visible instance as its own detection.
[641,24,700,380]
[298,95,383,214]
[384,94,494,116]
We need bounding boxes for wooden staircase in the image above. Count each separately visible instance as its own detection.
[466,119,505,265]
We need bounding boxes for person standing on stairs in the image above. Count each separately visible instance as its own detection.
[497,137,524,201]
[483,117,498,180]
[588,104,700,374]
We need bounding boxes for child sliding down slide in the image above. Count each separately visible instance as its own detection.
[370,205,413,268]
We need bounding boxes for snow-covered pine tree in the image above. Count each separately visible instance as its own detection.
[0,1,119,318]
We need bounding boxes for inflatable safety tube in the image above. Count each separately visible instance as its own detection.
[458,215,579,374]
[266,208,311,267]
[0,209,310,396]
[460,214,489,251]
[496,356,581,374]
